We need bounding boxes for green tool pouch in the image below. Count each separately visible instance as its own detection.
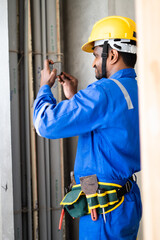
[60,182,126,218]
[60,186,88,218]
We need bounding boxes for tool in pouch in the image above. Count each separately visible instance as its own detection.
[58,187,68,231]
[97,188,106,223]
[80,174,98,221]
[58,171,76,231]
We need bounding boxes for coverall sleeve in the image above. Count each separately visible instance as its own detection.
[33,84,108,139]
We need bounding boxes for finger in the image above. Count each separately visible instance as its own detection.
[60,73,71,82]
[58,75,64,83]
[58,79,64,86]
[44,59,50,70]
[48,59,54,64]
[50,69,57,81]
[51,68,57,76]
[62,72,73,80]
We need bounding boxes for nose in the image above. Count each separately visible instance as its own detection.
[92,58,96,68]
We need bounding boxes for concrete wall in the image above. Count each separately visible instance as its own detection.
[108,0,135,19]
[0,0,14,239]
[63,0,143,239]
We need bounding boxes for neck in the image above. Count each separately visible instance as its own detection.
[107,63,130,79]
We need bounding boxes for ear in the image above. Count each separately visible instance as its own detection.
[108,49,119,65]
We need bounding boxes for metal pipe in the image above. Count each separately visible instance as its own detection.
[46,1,64,239]
[56,0,65,237]
[8,0,22,239]
[28,0,39,239]
[46,1,57,238]
[32,0,65,239]
[31,0,48,239]
[18,0,28,238]
[24,0,32,238]
[56,0,64,199]
[41,0,52,239]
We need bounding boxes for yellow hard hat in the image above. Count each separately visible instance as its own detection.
[81,16,137,53]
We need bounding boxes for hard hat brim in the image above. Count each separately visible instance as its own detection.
[81,41,94,53]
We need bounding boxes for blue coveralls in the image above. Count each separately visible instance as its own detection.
[33,68,142,240]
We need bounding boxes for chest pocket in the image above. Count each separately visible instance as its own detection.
[110,78,134,110]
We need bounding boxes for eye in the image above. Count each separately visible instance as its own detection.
[93,53,98,58]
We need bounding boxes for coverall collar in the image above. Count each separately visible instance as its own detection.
[108,68,137,80]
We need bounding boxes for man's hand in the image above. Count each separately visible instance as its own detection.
[58,72,78,99]
[40,59,57,88]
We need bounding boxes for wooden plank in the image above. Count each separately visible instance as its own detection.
[136,0,160,239]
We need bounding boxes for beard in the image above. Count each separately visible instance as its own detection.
[96,74,102,80]
[95,68,102,80]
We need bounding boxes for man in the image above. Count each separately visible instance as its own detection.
[33,16,142,240]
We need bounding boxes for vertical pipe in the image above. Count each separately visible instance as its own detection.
[31,0,48,239]
[136,0,160,239]
[24,0,32,238]
[18,0,28,238]
[8,0,22,239]
[28,0,39,239]
[46,0,64,239]
[56,0,64,202]
[41,0,51,239]
[56,0,65,237]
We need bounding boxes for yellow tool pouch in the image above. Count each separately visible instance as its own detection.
[60,182,125,218]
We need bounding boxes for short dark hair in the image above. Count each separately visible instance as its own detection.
[119,52,137,68]
[108,40,137,68]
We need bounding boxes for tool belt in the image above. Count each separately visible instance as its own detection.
[60,178,133,219]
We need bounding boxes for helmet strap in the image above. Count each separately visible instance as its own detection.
[101,41,108,78]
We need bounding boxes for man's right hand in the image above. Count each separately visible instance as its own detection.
[58,72,78,99]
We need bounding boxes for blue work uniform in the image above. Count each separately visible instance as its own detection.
[33,68,142,240]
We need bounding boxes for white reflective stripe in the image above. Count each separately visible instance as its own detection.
[34,102,51,136]
[110,78,134,110]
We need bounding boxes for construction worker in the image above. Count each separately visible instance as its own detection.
[33,16,142,239]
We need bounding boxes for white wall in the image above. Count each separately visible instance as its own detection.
[0,0,14,239]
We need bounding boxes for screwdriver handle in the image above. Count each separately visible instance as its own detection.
[91,208,98,221]
[58,208,65,231]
